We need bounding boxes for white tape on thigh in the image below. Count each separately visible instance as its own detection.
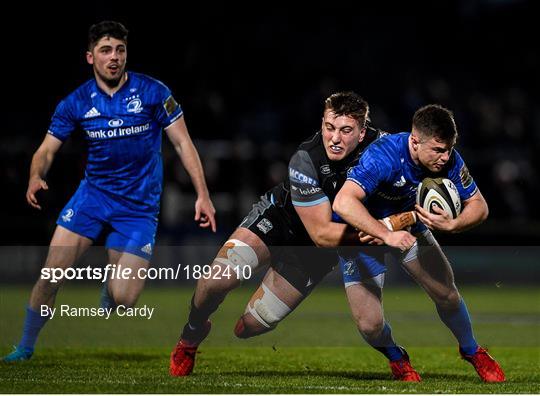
[344,280,361,289]
[401,240,419,263]
[362,273,385,289]
[247,283,291,328]
[401,230,438,263]
[345,273,385,289]
[214,239,259,279]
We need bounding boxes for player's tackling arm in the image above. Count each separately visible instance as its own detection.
[295,201,359,248]
[333,180,416,250]
[26,134,63,209]
[416,190,488,233]
[165,116,216,232]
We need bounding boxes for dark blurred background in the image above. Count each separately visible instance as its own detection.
[1,0,538,254]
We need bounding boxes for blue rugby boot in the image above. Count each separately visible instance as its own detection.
[3,346,33,362]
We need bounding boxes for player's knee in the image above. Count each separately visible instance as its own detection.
[214,239,260,281]
[234,316,250,338]
[233,314,274,338]
[434,287,461,310]
[356,317,384,340]
[199,239,259,302]
[37,274,64,291]
[110,289,139,308]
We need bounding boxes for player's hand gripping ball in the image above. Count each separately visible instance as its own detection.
[416,177,461,219]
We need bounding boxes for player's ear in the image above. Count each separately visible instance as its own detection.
[410,131,420,148]
[86,51,94,65]
[358,127,366,142]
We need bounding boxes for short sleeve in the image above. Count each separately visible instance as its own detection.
[289,150,329,207]
[447,150,478,200]
[153,82,183,128]
[47,99,77,141]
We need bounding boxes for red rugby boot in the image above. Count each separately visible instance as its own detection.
[170,320,211,376]
[460,346,505,382]
[389,349,422,382]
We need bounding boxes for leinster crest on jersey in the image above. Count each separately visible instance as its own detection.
[62,209,74,222]
[343,260,355,276]
[127,98,143,113]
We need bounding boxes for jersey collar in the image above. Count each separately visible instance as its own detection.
[93,71,133,98]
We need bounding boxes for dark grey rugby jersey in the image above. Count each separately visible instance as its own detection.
[289,149,331,206]
[267,128,382,233]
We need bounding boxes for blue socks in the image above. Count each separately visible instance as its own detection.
[436,299,478,355]
[18,306,50,352]
[360,322,404,362]
[360,300,478,360]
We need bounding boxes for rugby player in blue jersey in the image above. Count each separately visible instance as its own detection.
[3,21,216,362]
[333,104,505,382]
[169,92,418,377]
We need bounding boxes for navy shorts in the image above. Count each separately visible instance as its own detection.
[56,180,158,260]
[239,192,337,295]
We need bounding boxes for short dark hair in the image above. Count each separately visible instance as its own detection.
[412,104,457,142]
[324,91,370,128]
[88,21,128,50]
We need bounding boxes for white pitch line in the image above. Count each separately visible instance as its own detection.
[5,376,390,392]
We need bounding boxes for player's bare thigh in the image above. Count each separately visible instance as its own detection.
[45,225,94,270]
[401,232,460,308]
[29,226,93,309]
[107,249,149,308]
[194,227,271,304]
[345,282,384,336]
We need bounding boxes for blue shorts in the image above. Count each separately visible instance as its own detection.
[57,180,158,260]
[339,247,388,288]
[339,230,436,288]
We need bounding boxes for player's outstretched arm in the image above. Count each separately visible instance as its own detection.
[333,181,416,251]
[415,190,488,233]
[294,200,359,247]
[165,117,216,232]
[26,134,63,210]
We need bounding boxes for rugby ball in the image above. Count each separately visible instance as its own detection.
[416,177,461,219]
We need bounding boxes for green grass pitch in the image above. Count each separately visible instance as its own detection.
[1,283,539,393]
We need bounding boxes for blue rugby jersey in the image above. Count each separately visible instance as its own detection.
[346,132,478,226]
[47,72,183,211]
